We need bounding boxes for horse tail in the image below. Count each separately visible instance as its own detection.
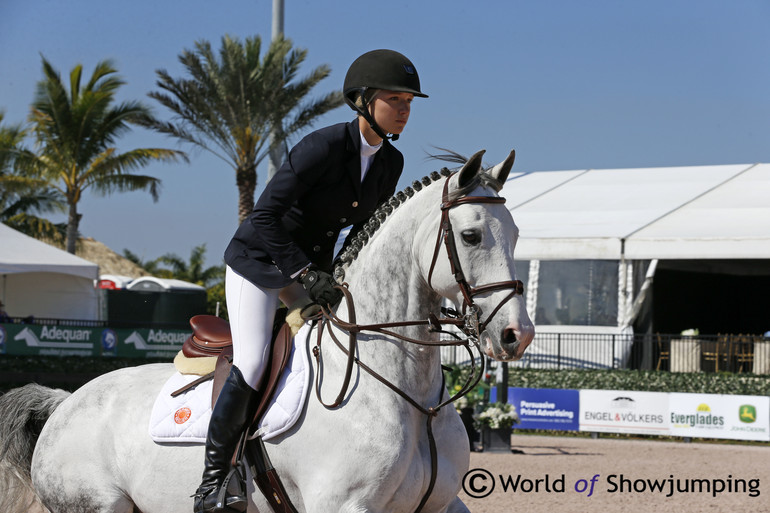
[0,384,71,513]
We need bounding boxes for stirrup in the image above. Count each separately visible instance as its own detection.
[192,466,248,513]
[220,465,248,511]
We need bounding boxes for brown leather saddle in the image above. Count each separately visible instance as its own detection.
[175,309,300,512]
[175,308,293,426]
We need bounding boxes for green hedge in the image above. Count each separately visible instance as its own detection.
[0,355,172,393]
[508,368,770,396]
[2,356,769,397]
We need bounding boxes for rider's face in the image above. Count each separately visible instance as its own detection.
[368,90,414,137]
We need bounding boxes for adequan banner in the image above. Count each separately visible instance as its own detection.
[669,393,770,442]
[0,323,186,358]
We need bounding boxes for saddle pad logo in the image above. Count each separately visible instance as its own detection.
[174,407,192,424]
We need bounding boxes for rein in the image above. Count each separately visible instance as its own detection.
[311,174,525,513]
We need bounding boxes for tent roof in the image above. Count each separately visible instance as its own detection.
[501,163,767,260]
[0,223,99,279]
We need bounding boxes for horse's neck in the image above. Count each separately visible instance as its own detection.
[332,189,444,400]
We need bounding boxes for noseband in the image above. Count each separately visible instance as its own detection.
[427,176,525,338]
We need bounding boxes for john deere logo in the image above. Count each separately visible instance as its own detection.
[739,405,756,424]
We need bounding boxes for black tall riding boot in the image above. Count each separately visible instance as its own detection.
[193,366,258,513]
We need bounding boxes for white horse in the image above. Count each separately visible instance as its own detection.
[0,150,534,513]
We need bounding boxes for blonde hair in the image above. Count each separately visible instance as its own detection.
[354,88,380,109]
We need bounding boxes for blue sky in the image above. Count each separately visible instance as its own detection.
[1,0,769,268]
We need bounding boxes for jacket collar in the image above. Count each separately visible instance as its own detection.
[345,118,390,197]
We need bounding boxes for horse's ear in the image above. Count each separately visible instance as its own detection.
[486,149,515,192]
[457,149,486,189]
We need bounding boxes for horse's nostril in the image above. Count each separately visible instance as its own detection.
[503,328,517,345]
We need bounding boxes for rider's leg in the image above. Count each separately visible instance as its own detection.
[193,266,281,513]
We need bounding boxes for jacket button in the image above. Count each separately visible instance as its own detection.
[352,201,359,207]
[313,245,321,252]
[326,231,334,237]
[339,218,347,223]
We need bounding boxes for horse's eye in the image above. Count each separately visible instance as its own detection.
[461,229,481,246]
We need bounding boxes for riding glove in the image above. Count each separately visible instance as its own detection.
[299,267,343,308]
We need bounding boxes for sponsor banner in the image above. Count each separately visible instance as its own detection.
[0,323,187,358]
[114,328,188,358]
[512,388,580,431]
[669,393,770,442]
[580,389,669,435]
[488,387,580,431]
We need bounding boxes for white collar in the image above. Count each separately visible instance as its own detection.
[360,132,382,157]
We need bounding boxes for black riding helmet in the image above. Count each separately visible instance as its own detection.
[344,49,428,141]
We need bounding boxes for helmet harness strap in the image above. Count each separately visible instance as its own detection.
[353,87,399,142]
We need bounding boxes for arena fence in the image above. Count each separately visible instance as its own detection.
[440,332,770,375]
[1,317,768,374]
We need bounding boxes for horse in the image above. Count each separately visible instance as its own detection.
[0,149,534,513]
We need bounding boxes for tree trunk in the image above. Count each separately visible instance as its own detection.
[236,165,258,224]
[65,200,81,254]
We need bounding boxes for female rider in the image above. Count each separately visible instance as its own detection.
[194,49,428,513]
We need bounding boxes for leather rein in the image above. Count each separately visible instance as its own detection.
[310,174,525,513]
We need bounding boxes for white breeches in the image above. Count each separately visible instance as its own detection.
[225,266,307,390]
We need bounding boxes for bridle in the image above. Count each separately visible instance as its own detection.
[427,175,525,339]
[311,173,525,512]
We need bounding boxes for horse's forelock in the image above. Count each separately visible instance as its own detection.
[427,148,504,200]
[447,172,501,202]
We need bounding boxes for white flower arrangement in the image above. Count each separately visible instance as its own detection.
[476,402,520,430]
[454,395,470,411]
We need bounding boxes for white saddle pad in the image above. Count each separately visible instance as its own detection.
[149,322,312,444]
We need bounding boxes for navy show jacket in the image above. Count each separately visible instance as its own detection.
[224,119,404,288]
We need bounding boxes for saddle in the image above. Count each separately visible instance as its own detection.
[175,308,292,426]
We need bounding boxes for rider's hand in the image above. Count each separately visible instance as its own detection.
[298,267,342,308]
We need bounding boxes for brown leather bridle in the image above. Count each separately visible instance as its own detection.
[427,176,525,339]
[311,174,525,513]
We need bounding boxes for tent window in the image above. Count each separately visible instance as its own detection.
[536,260,619,326]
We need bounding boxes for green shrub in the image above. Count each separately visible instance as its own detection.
[508,368,770,396]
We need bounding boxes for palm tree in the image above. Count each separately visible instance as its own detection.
[154,244,225,288]
[122,248,165,275]
[144,34,344,223]
[15,57,187,253]
[0,112,66,241]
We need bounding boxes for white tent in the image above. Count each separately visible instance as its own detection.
[498,162,770,336]
[445,163,770,369]
[0,223,99,320]
[502,163,769,260]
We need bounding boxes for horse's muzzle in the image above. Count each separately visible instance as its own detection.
[482,323,534,361]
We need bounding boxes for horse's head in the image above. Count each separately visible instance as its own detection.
[420,149,534,361]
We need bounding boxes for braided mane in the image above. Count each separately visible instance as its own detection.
[333,150,503,282]
[333,167,451,282]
